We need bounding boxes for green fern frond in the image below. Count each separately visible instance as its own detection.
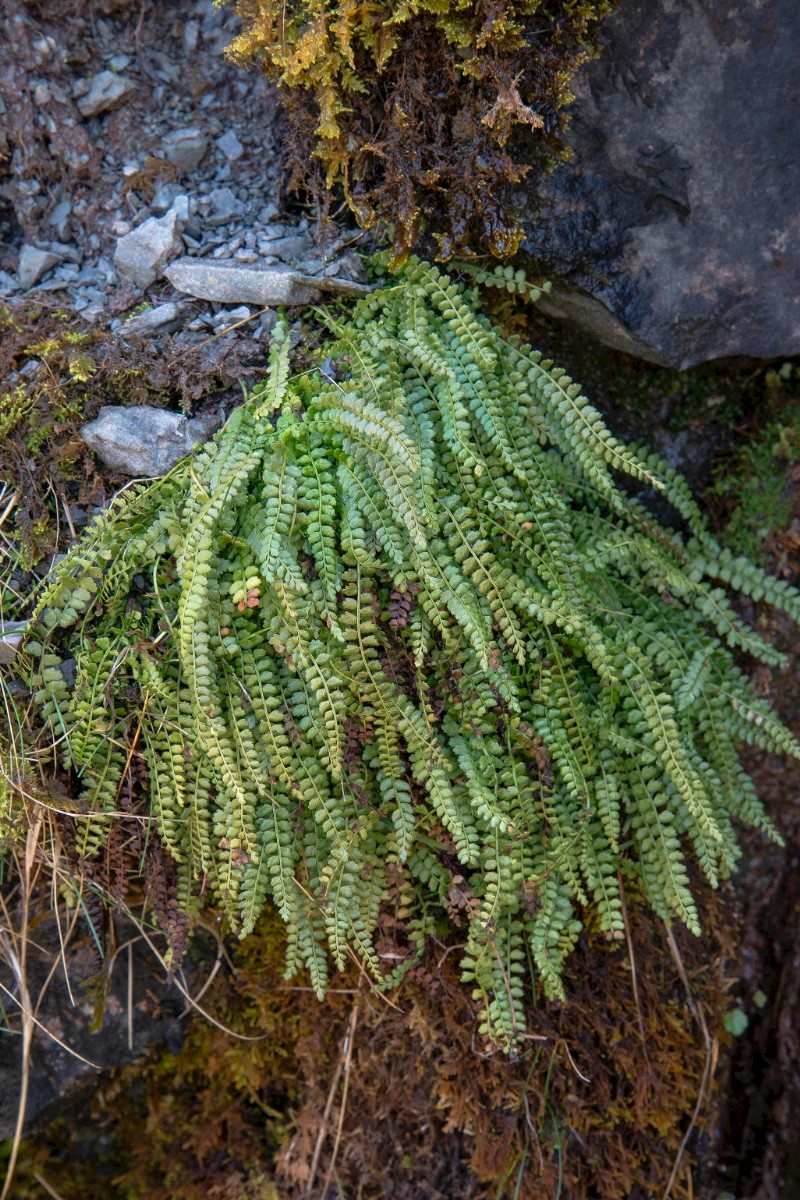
[24,254,800,1051]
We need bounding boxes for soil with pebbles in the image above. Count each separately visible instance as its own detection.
[0,0,365,433]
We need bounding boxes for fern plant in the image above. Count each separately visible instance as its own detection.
[23,257,800,1049]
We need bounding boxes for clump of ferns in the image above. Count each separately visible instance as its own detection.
[21,258,800,1051]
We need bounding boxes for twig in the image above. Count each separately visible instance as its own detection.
[127,940,134,1052]
[618,873,650,1066]
[662,923,718,1200]
[33,1174,68,1200]
[321,1000,360,1200]
[307,1026,348,1196]
[0,817,41,1200]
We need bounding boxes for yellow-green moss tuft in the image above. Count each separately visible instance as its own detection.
[225,0,611,264]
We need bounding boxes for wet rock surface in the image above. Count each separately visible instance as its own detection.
[521,0,800,368]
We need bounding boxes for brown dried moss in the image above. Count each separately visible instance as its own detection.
[12,885,732,1200]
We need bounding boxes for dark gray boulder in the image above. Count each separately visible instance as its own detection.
[520,0,800,368]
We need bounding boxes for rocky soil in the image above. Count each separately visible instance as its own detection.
[0,0,367,473]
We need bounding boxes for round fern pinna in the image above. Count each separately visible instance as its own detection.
[25,258,800,1049]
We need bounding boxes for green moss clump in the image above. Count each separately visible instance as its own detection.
[226,0,611,264]
[712,399,800,567]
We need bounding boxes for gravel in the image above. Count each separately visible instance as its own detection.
[1,0,370,471]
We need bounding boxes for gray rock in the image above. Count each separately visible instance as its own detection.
[257,201,280,224]
[161,127,209,171]
[299,270,373,298]
[0,270,19,295]
[165,259,321,306]
[211,304,252,328]
[17,244,61,289]
[35,265,79,292]
[0,270,20,296]
[0,913,216,1142]
[268,234,312,263]
[114,210,184,289]
[119,301,191,336]
[324,249,368,283]
[168,194,192,224]
[206,186,246,226]
[0,621,27,665]
[520,0,800,368]
[183,19,200,55]
[76,70,135,117]
[43,241,82,265]
[296,257,325,275]
[151,181,184,215]
[49,200,72,240]
[81,405,222,477]
[216,129,244,161]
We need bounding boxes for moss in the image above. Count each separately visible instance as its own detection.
[711,397,800,568]
[226,0,611,264]
[11,888,732,1199]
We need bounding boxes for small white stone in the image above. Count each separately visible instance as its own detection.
[168,194,192,224]
[81,406,222,477]
[17,244,61,289]
[119,301,190,336]
[216,129,244,161]
[0,622,27,665]
[76,71,135,117]
[161,127,209,171]
[114,210,184,289]
[49,200,72,240]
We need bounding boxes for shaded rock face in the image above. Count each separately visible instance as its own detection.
[521,0,800,369]
[0,915,214,1141]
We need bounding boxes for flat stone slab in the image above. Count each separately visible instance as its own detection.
[165,259,322,306]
